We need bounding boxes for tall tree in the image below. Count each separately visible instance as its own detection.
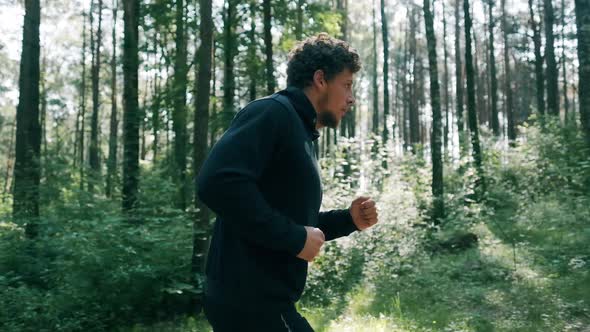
[502,0,516,141]
[560,0,569,123]
[247,0,258,101]
[464,0,485,193]
[296,0,304,40]
[192,0,213,309]
[122,0,140,214]
[423,0,444,220]
[488,0,500,136]
[106,0,118,198]
[222,0,238,130]
[544,0,559,117]
[442,0,451,153]
[89,0,104,192]
[372,0,379,135]
[529,0,545,116]
[380,0,390,144]
[455,0,466,154]
[576,0,590,145]
[409,8,420,149]
[173,0,188,210]
[77,12,89,191]
[263,0,275,95]
[13,0,41,238]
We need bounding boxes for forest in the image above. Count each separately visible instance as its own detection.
[0,0,589,331]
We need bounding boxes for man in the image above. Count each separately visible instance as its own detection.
[197,33,379,332]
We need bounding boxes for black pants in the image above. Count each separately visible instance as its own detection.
[203,296,315,332]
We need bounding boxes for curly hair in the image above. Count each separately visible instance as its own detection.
[286,33,361,89]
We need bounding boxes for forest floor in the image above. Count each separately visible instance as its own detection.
[125,171,590,332]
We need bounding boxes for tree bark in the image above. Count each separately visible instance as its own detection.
[409,8,420,149]
[488,0,500,136]
[173,0,188,210]
[423,0,444,221]
[263,0,275,95]
[222,0,237,131]
[122,0,140,214]
[502,0,516,141]
[372,0,379,135]
[529,0,545,117]
[89,0,103,192]
[14,0,41,238]
[464,0,485,194]
[192,0,213,311]
[455,0,466,155]
[576,0,590,145]
[442,0,451,154]
[106,0,118,198]
[248,0,258,101]
[380,0,390,144]
[544,0,559,117]
[561,0,569,124]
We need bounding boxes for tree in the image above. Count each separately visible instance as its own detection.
[561,0,569,123]
[173,0,188,210]
[106,0,118,198]
[263,0,275,95]
[122,0,140,214]
[488,0,500,136]
[464,0,485,193]
[89,0,103,192]
[442,0,451,153]
[423,0,444,220]
[192,0,213,310]
[544,0,559,117]
[380,0,390,144]
[502,0,516,141]
[13,0,41,238]
[576,0,590,145]
[222,0,238,131]
[529,0,545,116]
[409,8,420,150]
[455,0,466,154]
[372,0,379,135]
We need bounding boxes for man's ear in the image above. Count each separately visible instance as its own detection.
[312,70,326,89]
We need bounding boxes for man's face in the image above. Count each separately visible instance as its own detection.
[317,69,355,129]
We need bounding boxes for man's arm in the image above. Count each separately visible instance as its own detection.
[197,101,306,256]
[317,209,359,241]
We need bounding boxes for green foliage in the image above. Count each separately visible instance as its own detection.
[0,164,199,332]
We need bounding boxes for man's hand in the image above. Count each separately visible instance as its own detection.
[297,226,325,262]
[350,196,379,231]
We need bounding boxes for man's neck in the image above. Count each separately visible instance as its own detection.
[302,87,324,130]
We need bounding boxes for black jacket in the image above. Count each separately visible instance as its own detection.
[197,87,358,312]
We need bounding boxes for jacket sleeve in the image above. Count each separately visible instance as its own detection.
[197,101,307,256]
[317,209,359,241]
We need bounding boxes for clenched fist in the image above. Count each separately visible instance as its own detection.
[297,226,325,262]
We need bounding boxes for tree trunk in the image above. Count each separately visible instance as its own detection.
[152,32,161,162]
[296,0,304,40]
[263,0,275,95]
[2,122,16,203]
[409,8,420,150]
[529,0,545,117]
[488,0,500,136]
[13,0,41,238]
[89,0,103,192]
[106,0,118,198]
[380,0,390,144]
[464,0,485,194]
[192,0,213,311]
[423,0,444,221]
[372,0,379,135]
[544,0,559,117]
[502,0,516,141]
[222,0,237,131]
[248,0,258,101]
[442,0,450,154]
[561,0,569,124]
[576,0,590,145]
[455,0,466,155]
[173,0,188,210]
[122,0,140,214]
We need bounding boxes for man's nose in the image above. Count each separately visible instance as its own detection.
[348,95,355,106]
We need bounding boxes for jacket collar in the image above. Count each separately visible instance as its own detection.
[278,87,320,141]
